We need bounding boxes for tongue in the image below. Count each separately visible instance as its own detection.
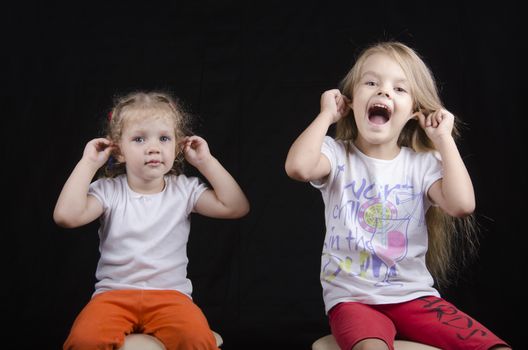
[370,115,387,125]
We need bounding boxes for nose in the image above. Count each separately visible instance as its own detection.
[146,141,160,154]
[377,90,391,99]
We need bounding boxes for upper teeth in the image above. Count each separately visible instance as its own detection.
[372,103,389,110]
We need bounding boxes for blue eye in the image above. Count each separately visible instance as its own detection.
[366,81,376,86]
[160,136,171,142]
[133,137,144,143]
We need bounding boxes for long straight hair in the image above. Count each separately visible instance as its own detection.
[337,42,477,288]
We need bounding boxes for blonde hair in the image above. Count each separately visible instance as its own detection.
[338,41,477,288]
[102,91,190,177]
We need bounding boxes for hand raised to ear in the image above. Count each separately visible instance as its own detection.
[82,138,116,169]
[415,109,455,143]
[180,135,212,167]
[320,89,351,123]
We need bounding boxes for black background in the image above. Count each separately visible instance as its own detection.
[6,1,522,349]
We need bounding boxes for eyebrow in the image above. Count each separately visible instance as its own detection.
[361,71,408,83]
[125,125,173,132]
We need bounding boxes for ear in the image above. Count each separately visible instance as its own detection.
[411,108,424,120]
[112,144,125,163]
[343,95,353,107]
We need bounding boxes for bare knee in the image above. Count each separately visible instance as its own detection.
[353,338,390,350]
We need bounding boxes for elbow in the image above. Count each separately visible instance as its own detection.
[284,162,311,182]
[239,203,250,217]
[53,209,66,227]
[447,200,475,218]
[53,213,74,228]
[227,201,250,219]
[53,209,80,228]
[452,207,475,218]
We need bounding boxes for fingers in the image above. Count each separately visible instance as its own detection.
[415,109,452,129]
[414,110,427,129]
[429,110,445,128]
[324,88,341,97]
[327,90,349,104]
[341,94,351,106]
[322,89,348,103]
[179,135,198,148]
[332,90,351,116]
[84,138,116,164]
[335,93,347,105]
[103,143,116,156]
[179,135,209,154]
[335,94,350,112]
[86,138,114,156]
[91,138,114,151]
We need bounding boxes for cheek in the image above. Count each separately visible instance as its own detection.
[165,145,177,158]
[351,91,368,111]
[116,145,137,163]
[351,101,364,120]
[400,95,414,109]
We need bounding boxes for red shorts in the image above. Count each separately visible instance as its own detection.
[328,296,509,350]
[63,290,218,350]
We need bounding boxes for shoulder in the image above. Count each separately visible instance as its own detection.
[323,135,340,147]
[164,174,208,208]
[399,148,442,180]
[322,136,347,154]
[166,174,201,186]
[165,174,206,194]
[90,174,126,191]
[88,175,127,207]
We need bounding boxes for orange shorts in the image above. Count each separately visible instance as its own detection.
[63,289,219,350]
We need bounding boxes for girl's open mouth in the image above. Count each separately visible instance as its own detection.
[368,104,391,125]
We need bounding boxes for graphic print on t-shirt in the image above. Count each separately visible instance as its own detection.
[322,173,425,288]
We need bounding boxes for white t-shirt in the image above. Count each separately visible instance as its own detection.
[311,136,443,313]
[88,174,207,298]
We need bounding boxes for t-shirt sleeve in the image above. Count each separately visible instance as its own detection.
[185,176,208,214]
[88,178,111,210]
[310,135,337,189]
[422,151,443,205]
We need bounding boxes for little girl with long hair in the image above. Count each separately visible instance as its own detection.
[285,41,510,350]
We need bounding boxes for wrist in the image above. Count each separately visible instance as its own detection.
[432,134,456,151]
[78,157,104,174]
[317,111,336,124]
[193,155,217,171]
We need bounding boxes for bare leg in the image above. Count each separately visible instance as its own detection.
[394,340,440,350]
[119,334,166,350]
[313,335,443,350]
[352,338,389,350]
[119,331,223,350]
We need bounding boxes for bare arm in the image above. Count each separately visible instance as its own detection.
[418,110,475,217]
[182,136,249,219]
[285,89,349,182]
[53,138,114,228]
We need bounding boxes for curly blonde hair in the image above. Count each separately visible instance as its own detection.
[102,91,190,178]
[337,41,477,288]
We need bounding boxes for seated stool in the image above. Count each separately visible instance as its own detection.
[312,334,440,350]
[120,331,223,350]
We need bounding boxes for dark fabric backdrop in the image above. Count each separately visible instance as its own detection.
[6,1,521,349]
